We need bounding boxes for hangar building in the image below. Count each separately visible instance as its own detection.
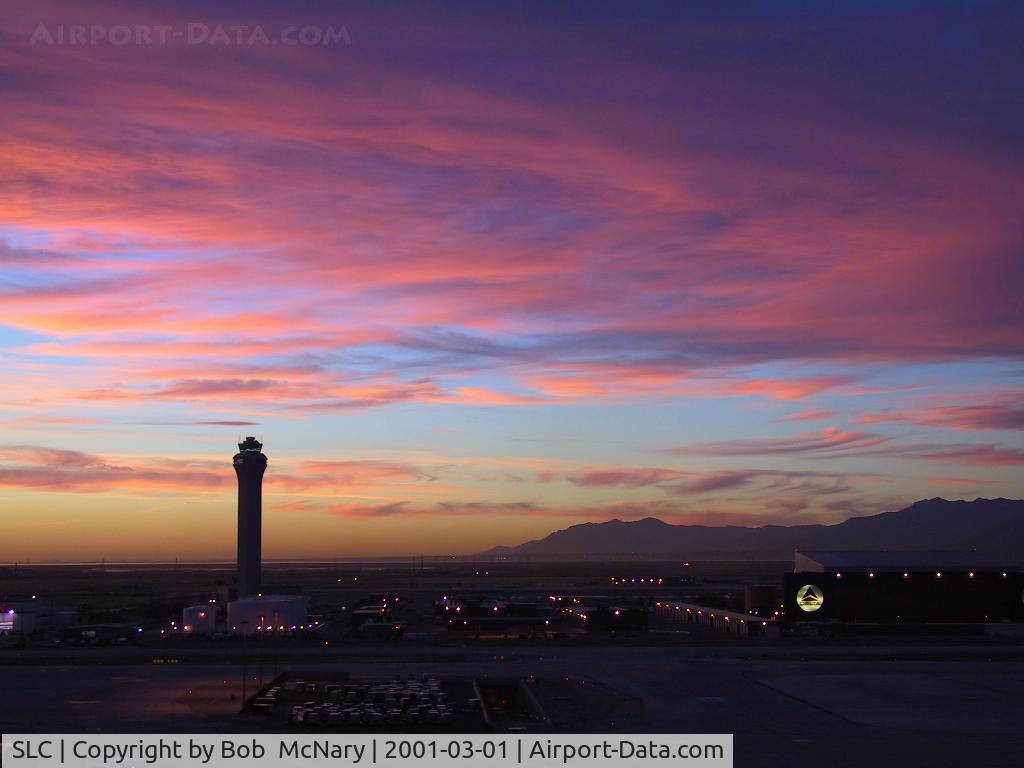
[785,550,1024,624]
[228,594,308,634]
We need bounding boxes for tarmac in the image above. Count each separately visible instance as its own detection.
[2,643,1023,767]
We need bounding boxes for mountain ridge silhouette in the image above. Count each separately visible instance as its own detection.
[482,498,1024,559]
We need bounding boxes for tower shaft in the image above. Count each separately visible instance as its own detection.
[234,437,267,597]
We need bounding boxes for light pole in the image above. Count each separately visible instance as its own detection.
[272,610,279,677]
[240,620,249,704]
[258,614,265,689]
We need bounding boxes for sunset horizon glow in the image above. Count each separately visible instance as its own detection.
[1,1,1022,561]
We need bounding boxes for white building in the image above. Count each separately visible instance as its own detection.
[0,597,76,636]
[228,594,308,634]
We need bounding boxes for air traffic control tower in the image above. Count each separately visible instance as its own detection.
[234,436,267,597]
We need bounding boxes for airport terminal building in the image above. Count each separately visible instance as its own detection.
[785,551,1024,624]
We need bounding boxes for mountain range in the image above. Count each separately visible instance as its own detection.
[483,498,1024,560]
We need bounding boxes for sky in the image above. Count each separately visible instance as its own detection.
[1,1,1023,561]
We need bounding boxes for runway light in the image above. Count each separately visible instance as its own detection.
[903,572,909,579]
[936,572,942,579]
[869,572,875,579]
[969,572,975,578]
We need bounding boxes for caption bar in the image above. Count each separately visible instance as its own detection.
[3,734,731,768]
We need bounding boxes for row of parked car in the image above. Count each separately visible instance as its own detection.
[284,677,457,728]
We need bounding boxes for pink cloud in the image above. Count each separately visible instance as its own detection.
[858,392,1024,431]
[0,445,440,494]
[0,6,1020,413]
[662,428,1024,466]
[661,427,890,456]
[774,409,835,423]
[724,378,850,401]
[854,442,1024,467]
[275,499,546,519]
[0,445,228,492]
[564,467,688,488]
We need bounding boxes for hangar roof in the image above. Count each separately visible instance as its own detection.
[794,550,1018,573]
